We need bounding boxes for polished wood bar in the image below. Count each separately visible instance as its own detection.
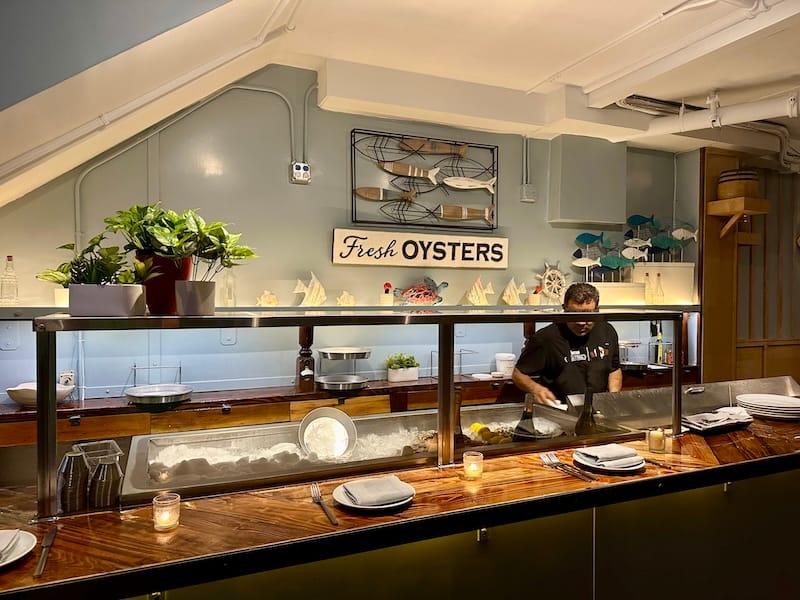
[1,419,798,599]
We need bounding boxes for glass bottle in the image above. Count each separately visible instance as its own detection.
[220,269,236,307]
[643,272,653,304]
[0,255,18,306]
[654,273,665,305]
[574,385,598,436]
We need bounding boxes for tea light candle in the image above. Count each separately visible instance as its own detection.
[153,492,181,531]
[648,428,666,453]
[463,451,484,480]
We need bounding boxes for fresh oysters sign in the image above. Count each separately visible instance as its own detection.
[332,228,508,269]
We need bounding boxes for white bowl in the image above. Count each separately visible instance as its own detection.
[6,382,75,408]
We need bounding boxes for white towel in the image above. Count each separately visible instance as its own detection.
[342,475,415,506]
[682,406,753,432]
[574,443,643,468]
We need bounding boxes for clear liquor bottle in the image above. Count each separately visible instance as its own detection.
[654,273,665,305]
[574,385,598,436]
[0,255,18,306]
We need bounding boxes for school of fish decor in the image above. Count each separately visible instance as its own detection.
[350,128,498,231]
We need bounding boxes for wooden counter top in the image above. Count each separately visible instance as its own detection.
[1,417,798,599]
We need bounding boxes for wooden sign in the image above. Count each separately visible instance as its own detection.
[332,228,508,269]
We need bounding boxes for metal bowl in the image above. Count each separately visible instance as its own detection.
[298,407,357,460]
[317,347,371,360]
[126,384,192,408]
[315,374,368,391]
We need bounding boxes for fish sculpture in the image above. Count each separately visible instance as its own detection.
[599,256,635,269]
[437,204,495,225]
[442,176,497,194]
[354,187,417,202]
[394,277,448,305]
[650,235,682,250]
[621,247,649,261]
[336,291,356,306]
[501,278,527,305]
[293,271,327,306]
[627,214,656,227]
[464,277,495,305]
[399,138,468,158]
[256,290,279,306]
[572,257,601,268]
[623,237,651,249]
[671,228,698,242]
[575,232,605,246]
[378,161,440,185]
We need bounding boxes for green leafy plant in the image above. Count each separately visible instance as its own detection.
[385,353,420,370]
[36,234,159,286]
[188,212,257,281]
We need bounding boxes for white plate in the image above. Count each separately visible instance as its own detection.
[332,483,414,511]
[0,530,37,569]
[736,394,800,408]
[573,452,645,474]
[738,408,800,420]
[470,373,492,381]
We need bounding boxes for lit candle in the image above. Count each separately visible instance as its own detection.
[153,492,181,531]
[463,451,484,480]
[648,428,666,453]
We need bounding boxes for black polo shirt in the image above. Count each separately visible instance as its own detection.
[515,321,620,403]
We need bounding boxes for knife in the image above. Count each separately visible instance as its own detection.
[33,527,58,578]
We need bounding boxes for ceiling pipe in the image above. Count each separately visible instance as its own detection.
[628,93,798,138]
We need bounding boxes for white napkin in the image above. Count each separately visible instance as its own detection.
[682,406,752,431]
[342,475,415,506]
[574,444,643,468]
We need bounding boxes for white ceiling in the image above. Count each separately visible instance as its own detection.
[2,0,800,207]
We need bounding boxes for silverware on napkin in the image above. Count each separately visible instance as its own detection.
[33,526,58,578]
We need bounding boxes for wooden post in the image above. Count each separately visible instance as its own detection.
[295,326,315,392]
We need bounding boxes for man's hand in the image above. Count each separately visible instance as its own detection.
[511,368,560,407]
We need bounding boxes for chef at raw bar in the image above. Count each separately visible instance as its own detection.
[511,283,621,406]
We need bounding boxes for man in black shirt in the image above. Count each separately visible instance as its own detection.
[512,282,621,406]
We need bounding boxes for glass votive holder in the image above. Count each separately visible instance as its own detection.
[463,451,484,480]
[648,428,666,453]
[153,492,181,531]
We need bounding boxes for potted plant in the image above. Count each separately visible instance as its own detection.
[36,234,157,316]
[173,212,257,315]
[385,352,420,382]
[104,203,196,315]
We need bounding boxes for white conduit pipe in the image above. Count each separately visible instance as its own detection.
[0,0,303,183]
[637,94,798,138]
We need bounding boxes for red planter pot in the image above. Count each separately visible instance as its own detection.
[138,255,192,315]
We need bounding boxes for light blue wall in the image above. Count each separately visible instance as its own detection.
[0,0,229,110]
[0,64,693,401]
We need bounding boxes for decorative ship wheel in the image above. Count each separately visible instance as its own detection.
[535,261,568,302]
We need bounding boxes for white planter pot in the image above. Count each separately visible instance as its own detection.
[387,366,419,382]
[175,280,216,316]
[68,284,146,317]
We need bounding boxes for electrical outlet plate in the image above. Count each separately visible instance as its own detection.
[290,161,311,184]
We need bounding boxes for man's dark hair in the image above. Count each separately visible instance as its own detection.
[563,283,600,307]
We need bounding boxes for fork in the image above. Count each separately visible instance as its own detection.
[310,482,338,526]
[542,452,597,482]
[0,529,20,562]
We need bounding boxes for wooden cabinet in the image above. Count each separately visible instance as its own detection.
[0,413,150,447]
[150,403,290,434]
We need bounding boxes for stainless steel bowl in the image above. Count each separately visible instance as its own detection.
[298,407,357,460]
[126,384,192,408]
[317,347,371,360]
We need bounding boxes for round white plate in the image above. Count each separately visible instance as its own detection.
[573,452,645,474]
[332,483,414,511]
[738,408,800,420]
[470,373,492,381]
[736,394,800,408]
[0,530,37,569]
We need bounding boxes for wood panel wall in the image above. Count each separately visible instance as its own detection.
[701,148,800,383]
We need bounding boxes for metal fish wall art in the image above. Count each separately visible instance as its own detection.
[437,205,494,225]
[354,187,417,202]
[399,138,469,157]
[575,232,604,246]
[650,235,682,250]
[621,247,649,261]
[599,256,635,269]
[671,228,698,242]
[378,161,440,185]
[442,176,496,194]
[572,257,601,268]
[623,237,652,249]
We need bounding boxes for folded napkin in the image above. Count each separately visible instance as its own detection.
[342,475,415,506]
[682,406,752,432]
[574,443,643,468]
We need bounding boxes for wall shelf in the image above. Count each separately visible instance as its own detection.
[707,196,769,239]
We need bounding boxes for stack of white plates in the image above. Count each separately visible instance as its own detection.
[736,394,800,420]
